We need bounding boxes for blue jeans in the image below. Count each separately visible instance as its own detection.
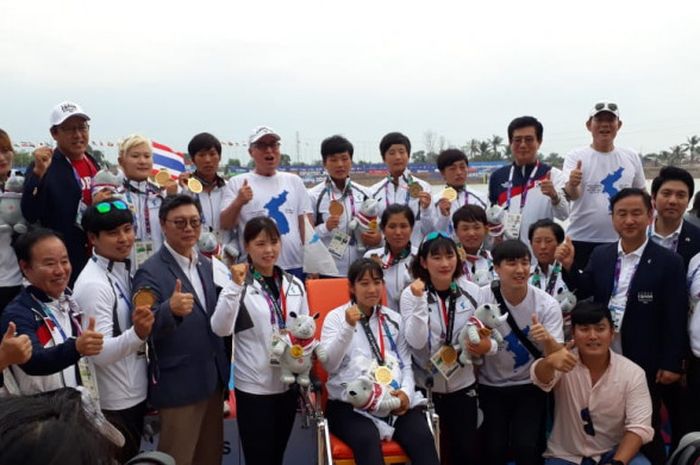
[545,449,650,465]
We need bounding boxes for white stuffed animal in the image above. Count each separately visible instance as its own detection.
[556,289,577,314]
[348,198,380,253]
[472,268,493,287]
[0,175,27,235]
[459,303,507,365]
[343,375,401,418]
[273,312,327,387]
[485,204,505,238]
[197,231,221,258]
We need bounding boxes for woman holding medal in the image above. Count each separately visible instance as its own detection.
[73,199,154,462]
[528,219,573,338]
[321,258,439,465]
[364,204,417,311]
[211,216,308,465]
[117,134,164,270]
[401,231,493,465]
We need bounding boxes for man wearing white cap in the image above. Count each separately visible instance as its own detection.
[220,126,312,280]
[562,102,646,271]
[21,102,101,284]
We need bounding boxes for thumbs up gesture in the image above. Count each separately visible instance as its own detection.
[554,236,575,271]
[0,322,32,367]
[529,313,550,343]
[235,178,254,207]
[547,340,577,373]
[568,160,583,188]
[539,170,557,201]
[76,317,104,356]
[169,279,194,317]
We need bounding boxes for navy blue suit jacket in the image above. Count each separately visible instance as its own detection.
[132,246,229,409]
[564,240,687,382]
[676,220,700,271]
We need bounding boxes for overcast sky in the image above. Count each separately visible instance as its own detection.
[3,0,700,163]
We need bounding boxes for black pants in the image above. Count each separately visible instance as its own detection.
[326,399,439,465]
[103,400,148,463]
[235,388,297,465]
[687,355,700,432]
[640,384,668,465]
[571,241,612,273]
[419,385,478,465]
[479,383,547,465]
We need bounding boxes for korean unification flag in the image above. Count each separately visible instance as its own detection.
[303,216,338,275]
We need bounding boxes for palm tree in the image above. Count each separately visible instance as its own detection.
[478,141,491,159]
[682,135,700,164]
[488,135,504,159]
[468,139,480,158]
[668,145,687,165]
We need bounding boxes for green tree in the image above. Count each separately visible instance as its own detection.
[682,135,700,164]
[412,150,427,163]
[544,152,564,167]
[280,153,292,166]
[488,135,504,159]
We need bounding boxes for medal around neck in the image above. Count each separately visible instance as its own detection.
[374,366,393,385]
[187,177,203,194]
[408,182,423,198]
[154,169,171,187]
[132,288,157,308]
[441,187,458,202]
[328,200,344,216]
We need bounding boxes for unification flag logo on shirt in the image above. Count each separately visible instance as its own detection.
[151,141,186,178]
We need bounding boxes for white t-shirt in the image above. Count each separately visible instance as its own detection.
[221,171,312,270]
[563,146,646,243]
[478,285,564,387]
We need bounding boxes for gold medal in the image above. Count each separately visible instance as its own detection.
[408,182,423,198]
[328,200,344,216]
[456,244,467,261]
[290,344,304,359]
[154,169,171,187]
[440,346,458,364]
[133,288,157,308]
[188,177,203,194]
[367,219,378,230]
[441,187,458,202]
[374,366,393,385]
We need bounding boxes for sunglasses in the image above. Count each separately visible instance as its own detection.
[422,231,451,245]
[594,102,618,113]
[166,218,202,229]
[95,200,128,214]
[580,407,595,436]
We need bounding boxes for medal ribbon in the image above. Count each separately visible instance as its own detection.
[252,268,287,330]
[359,306,385,365]
[505,162,540,210]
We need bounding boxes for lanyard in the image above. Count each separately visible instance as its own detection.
[31,295,80,342]
[383,173,412,208]
[381,246,411,269]
[611,254,640,298]
[506,162,539,210]
[360,307,385,364]
[252,268,287,330]
[438,288,456,344]
[531,262,561,296]
[462,249,491,281]
[325,178,357,219]
[124,181,159,238]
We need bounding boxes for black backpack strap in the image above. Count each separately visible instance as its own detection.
[490,280,542,359]
[234,280,254,334]
[314,189,328,227]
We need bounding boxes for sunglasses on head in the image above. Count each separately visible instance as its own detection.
[422,231,451,245]
[95,200,128,214]
[580,407,595,436]
[594,102,618,113]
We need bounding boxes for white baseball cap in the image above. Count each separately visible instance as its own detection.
[248,126,280,145]
[589,101,620,118]
[50,101,90,127]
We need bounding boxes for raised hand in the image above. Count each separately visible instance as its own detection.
[437,198,451,217]
[547,340,577,373]
[529,313,550,344]
[0,322,32,366]
[540,171,558,201]
[236,179,253,206]
[132,305,155,340]
[32,147,53,178]
[230,263,248,286]
[410,278,425,297]
[554,236,575,271]
[169,279,194,317]
[76,317,104,356]
[417,191,431,209]
[325,214,340,231]
[568,160,583,189]
[345,304,363,327]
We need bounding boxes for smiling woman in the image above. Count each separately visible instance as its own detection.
[0,128,23,312]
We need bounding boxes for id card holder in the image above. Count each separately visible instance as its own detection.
[269,332,283,366]
[504,212,522,239]
[134,240,155,269]
[328,230,351,259]
[608,303,625,332]
[430,346,460,380]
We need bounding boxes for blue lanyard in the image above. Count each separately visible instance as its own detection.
[252,269,286,330]
[505,162,539,210]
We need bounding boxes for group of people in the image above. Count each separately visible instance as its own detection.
[0,99,699,465]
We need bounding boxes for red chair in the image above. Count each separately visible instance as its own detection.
[305,278,437,465]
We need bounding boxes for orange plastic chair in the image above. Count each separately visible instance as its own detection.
[306,278,410,465]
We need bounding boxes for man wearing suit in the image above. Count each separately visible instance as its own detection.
[132,195,229,465]
[558,188,686,465]
[649,166,700,448]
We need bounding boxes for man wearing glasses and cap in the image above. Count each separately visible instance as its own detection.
[220,126,312,281]
[562,102,646,271]
[22,101,101,285]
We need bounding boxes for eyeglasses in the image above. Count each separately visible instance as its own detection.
[166,217,202,229]
[58,123,90,134]
[422,231,451,245]
[254,141,281,150]
[580,407,595,436]
[594,102,618,113]
[95,200,128,214]
[512,136,537,146]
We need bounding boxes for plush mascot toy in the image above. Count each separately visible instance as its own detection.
[273,312,327,387]
[459,303,507,365]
